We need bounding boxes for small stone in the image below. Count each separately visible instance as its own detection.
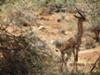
[38,26,46,30]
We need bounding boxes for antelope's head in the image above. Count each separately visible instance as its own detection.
[74,7,86,22]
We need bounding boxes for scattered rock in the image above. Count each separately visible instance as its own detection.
[38,26,46,30]
[58,29,65,34]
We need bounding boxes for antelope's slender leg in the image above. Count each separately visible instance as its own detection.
[60,52,65,75]
[94,31,99,42]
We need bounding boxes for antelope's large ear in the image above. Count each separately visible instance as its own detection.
[73,15,80,19]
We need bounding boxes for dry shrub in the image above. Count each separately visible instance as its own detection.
[0,25,50,75]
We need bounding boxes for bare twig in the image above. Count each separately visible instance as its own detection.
[90,56,100,73]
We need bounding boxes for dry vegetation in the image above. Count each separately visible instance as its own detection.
[0,0,100,75]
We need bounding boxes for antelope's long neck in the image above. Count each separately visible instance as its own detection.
[75,19,84,46]
[77,19,83,38]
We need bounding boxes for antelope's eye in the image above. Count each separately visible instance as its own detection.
[56,49,59,52]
